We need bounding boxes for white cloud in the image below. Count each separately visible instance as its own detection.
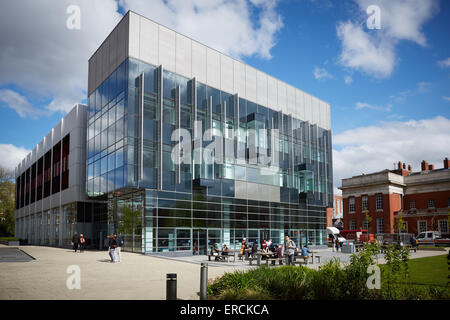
[355,102,392,112]
[0,89,48,118]
[0,144,31,171]
[0,0,123,115]
[332,116,450,191]
[337,0,439,78]
[118,0,284,60]
[337,21,395,78]
[443,96,450,102]
[313,67,332,80]
[344,75,353,84]
[417,81,431,93]
[0,0,283,118]
[389,90,411,103]
[437,57,450,68]
[356,0,439,46]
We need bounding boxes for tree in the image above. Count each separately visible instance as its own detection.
[0,167,15,236]
[364,208,372,233]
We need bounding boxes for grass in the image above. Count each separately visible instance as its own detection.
[406,254,448,287]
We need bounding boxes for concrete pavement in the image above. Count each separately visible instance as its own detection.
[0,244,447,299]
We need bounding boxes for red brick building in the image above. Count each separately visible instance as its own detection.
[339,158,450,236]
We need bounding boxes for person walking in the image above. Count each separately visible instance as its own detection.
[72,232,79,253]
[115,233,124,262]
[108,234,117,263]
[284,235,296,266]
[79,234,86,252]
[335,237,340,252]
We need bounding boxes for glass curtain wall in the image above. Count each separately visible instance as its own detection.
[88,57,332,252]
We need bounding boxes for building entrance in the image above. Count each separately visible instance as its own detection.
[193,229,207,255]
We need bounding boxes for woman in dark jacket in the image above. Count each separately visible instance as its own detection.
[72,232,79,252]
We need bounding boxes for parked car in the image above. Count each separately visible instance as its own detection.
[417,231,450,246]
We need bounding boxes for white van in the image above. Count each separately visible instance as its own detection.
[326,227,346,243]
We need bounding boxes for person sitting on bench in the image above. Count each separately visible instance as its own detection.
[261,245,270,260]
[221,243,230,260]
[210,244,222,261]
[301,244,311,262]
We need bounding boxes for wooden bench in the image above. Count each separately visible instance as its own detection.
[208,254,223,261]
[264,257,284,267]
[314,255,322,263]
[208,253,235,262]
[248,255,261,266]
[294,255,309,265]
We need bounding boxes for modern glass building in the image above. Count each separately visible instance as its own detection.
[85,11,333,255]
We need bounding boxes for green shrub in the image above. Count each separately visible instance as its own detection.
[0,237,19,241]
[207,243,446,300]
[217,287,274,300]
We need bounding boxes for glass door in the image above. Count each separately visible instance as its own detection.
[193,229,207,255]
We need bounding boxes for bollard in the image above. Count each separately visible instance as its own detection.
[200,263,208,300]
[166,273,177,300]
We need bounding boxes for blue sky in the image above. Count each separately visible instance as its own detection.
[0,0,449,190]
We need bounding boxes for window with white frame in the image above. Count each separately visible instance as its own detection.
[350,220,356,230]
[439,220,448,234]
[410,200,416,210]
[376,194,383,210]
[418,220,427,233]
[362,196,369,211]
[428,199,435,208]
[349,197,355,213]
[376,218,384,234]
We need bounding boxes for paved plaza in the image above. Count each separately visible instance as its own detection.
[0,244,447,300]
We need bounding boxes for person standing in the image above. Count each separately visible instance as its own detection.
[72,232,79,253]
[115,234,124,262]
[79,234,86,252]
[108,234,117,263]
[335,238,340,252]
[284,235,296,266]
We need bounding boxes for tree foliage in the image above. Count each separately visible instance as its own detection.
[0,167,15,236]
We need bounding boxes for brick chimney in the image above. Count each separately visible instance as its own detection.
[407,165,412,172]
[395,161,411,176]
[429,164,434,170]
[421,160,429,172]
[444,157,450,169]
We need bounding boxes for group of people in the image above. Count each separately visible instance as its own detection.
[210,243,230,261]
[238,236,310,265]
[71,232,86,252]
[108,233,124,263]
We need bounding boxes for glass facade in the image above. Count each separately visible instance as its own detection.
[87,57,333,253]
